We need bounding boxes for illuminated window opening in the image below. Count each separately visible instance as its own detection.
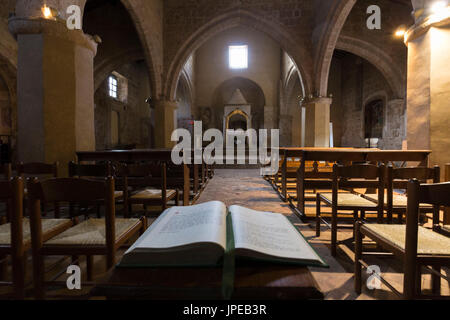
[108,75,118,99]
[229,45,248,69]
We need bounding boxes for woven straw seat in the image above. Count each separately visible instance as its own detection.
[363,224,450,255]
[364,194,432,208]
[45,218,141,246]
[114,191,123,198]
[0,219,72,245]
[320,193,377,207]
[130,189,176,200]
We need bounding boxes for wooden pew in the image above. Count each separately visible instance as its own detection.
[293,149,431,218]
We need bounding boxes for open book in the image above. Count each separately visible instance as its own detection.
[120,201,327,268]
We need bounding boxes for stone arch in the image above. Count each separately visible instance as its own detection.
[165,8,313,101]
[282,65,304,115]
[314,0,357,96]
[119,0,162,98]
[94,47,145,92]
[336,35,405,99]
[175,71,194,130]
[226,109,250,131]
[362,91,388,140]
[212,76,266,109]
[80,0,161,97]
[211,76,266,132]
[176,70,194,105]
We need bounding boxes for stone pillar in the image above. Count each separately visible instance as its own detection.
[9,16,98,176]
[154,100,178,148]
[405,13,450,171]
[304,97,332,147]
[264,105,275,129]
[279,114,293,147]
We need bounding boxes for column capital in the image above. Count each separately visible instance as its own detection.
[304,97,332,106]
[405,12,450,44]
[8,17,98,54]
[155,99,178,110]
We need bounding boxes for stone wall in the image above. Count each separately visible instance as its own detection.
[329,51,406,149]
[94,60,151,150]
[194,26,281,132]
[163,0,315,97]
[340,0,412,82]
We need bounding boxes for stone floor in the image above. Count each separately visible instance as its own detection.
[197,169,450,300]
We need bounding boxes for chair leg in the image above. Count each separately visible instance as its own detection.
[106,252,115,271]
[331,207,338,257]
[431,265,441,296]
[0,254,7,281]
[354,222,363,295]
[54,202,60,219]
[0,215,6,225]
[140,217,148,235]
[69,203,75,219]
[415,264,422,297]
[12,254,25,299]
[316,196,321,237]
[398,212,403,224]
[96,205,101,218]
[128,203,133,217]
[33,254,45,300]
[86,256,94,282]
[352,210,358,240]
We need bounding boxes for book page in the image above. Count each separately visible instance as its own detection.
[129,201,227,251]
[229,206,322,262]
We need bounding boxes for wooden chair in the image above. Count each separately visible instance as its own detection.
[0,163,12,224]
[27,177,146,299]
[17,162,59,218]
[363,166,440,224]
[355,180,450,299]
[17,162,58,179]
[69,161,125,218]
[120,162,179,217]
[316,164,385,256]
[0,177,72,299]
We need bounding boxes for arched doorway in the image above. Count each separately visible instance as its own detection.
[227,110,249,131]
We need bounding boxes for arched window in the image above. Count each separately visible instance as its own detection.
[108,75,118,98]
[364,99,384,139]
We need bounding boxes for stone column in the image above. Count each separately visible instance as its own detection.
[405,11,450,171]
[264,105,275,129]
[154,100,178,148]
[304,97,332,147]
[9,16,98,175]
[279,114,293,147]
